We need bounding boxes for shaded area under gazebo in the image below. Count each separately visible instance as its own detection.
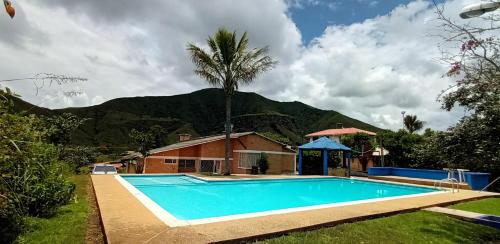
[298,137,352,177]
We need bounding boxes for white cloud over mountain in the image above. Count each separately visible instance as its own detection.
[0,0,485,130]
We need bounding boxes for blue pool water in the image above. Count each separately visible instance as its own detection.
[122,175,438,221]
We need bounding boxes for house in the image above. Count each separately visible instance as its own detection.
[305,127,377,143]
[143,132,296,174]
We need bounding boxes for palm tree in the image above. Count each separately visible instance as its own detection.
[187,28,276,175]
[403,114,424,134]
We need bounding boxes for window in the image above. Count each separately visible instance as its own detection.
[238,153,261,169]
[200,160,215,173]
[179,159,195,169]
[164,159,176,164]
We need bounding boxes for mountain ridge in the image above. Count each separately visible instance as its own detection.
[14,88,381,147]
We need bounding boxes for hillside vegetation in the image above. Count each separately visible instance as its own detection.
[15,88,380,148]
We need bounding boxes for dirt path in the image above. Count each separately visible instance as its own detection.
[85,176,106,244]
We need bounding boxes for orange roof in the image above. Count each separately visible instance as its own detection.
[306,128,376,137]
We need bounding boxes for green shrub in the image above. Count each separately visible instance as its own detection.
[60,146,99,173]
[0,90,76,241]
[0,199,24,244]
[258,153,269,174]
[78,166,91,175]
[2,143,75,217]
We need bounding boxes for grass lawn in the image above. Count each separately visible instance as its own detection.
[16,174,91,244]
[450,197,500,216]
[257,211,500,244]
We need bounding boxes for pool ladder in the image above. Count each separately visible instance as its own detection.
[434,178,459,193]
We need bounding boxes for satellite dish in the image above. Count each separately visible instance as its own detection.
[3,0,15,19]
[459,2,500,19]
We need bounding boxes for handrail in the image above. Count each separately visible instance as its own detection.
[480,176,500,192]
[434,178,459,193]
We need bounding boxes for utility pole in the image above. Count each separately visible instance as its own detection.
[380,137,384,167]
[401,111,406,129]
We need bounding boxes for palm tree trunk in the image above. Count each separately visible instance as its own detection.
[224,94,232,175]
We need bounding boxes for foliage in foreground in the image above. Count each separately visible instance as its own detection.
[16,174,90,244]
[0,89,75,243]
[370,8,499,185]
[257,211,500,244]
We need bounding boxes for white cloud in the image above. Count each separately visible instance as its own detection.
[271,0,492,130]
[0,0,490,131]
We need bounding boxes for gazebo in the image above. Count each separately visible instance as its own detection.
[298,137,352,176]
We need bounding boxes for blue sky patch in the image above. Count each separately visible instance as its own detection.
[288,0,417,44]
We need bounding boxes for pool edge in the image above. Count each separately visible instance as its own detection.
[115,174,446,227]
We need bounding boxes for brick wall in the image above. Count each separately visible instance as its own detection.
[144,157,178,173]
[144,133,296,175]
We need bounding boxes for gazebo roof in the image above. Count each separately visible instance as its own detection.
[299,137,351,151]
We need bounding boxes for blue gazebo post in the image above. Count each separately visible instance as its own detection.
[323,149,328,176]
[342,151,346,168]
[298,148,303,175]
[347,151,351,177]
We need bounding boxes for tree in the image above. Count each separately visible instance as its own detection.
[403,114,424,134]
[43,113,86,147]
[60,146,99,172]
[376,130,423,168]
[187,28,276,175]
[149,125,167,148]
[430,4,500,186]
[342,133,373,171]
[128,126,166,173]
[342,133,372,158]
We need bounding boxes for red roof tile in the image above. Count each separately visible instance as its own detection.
[306,128,376,137]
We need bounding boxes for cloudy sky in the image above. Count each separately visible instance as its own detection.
[0,0,486,130]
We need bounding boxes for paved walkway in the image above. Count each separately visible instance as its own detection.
[92,175,498,244]
[369,175,471,189]
[425,207,500,229]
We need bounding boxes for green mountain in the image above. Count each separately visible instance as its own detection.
[15,88,381,147]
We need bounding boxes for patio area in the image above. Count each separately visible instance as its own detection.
[92,174,498,243]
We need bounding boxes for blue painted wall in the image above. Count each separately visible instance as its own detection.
[368,167,490,190]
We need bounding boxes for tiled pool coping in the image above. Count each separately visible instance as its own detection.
[92,174,498,244]
[115,174,445,227]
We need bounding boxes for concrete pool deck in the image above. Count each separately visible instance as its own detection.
[91,174,498,244]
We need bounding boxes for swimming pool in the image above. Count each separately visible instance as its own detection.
[119,175,440,225]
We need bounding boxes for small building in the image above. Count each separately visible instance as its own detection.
[143,132,296,174]
[305,127,377,143]
[120,151,142,173]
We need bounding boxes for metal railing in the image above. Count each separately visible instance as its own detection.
[434,178,459,193]
[480,176,500,192]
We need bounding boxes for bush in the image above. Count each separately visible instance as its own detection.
[0,91,76,241]
[78,166,91,175]
[258,153,269,174]
[60,146,99,173]
[0,200,23,244]
[2,142,75,217]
